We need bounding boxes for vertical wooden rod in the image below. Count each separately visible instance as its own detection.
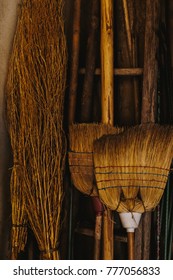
[101,0,114,260]
[127,232,135,260]
[101,0,114,126]
[68,0,81,124]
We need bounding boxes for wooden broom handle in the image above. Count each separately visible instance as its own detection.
[101,0,114,126]
[101,0,114,260]
[127,232,135,260]
[68,0,81,124]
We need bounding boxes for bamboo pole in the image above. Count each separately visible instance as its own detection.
[68,0,81,124]
[135,0,160,260]
[101,0,114,260]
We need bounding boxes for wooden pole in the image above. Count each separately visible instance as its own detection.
[91,196,104,260]
[141,0,160,124]
[101,0,114,260]
[80,0,99,122]
[135,0,160,260]
[68,0,81,124]
[127,232,135,260]
[67,0,81,260]
[101,0,114,126]
[79,0,103,260]
[122,0,140,123]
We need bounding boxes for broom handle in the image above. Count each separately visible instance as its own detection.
[127,232,135,260]
[101,0,114,260]
[101,0,114,126]
[68,0,81,124]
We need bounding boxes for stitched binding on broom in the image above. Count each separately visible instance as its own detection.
[95,171,169,178]
[97,179,167,186]
[94,165,170,171]
[98,185,165,191]
[12,224,28,228]
[40,246,59,255]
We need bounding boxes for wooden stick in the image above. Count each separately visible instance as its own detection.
[122,0,140,123]
[101,0,114,126]
[91,197,104,260]
[68,0,81,124]
[141,0,160,123]
[79,67,143,76]
[94,215,102,259]
[79,0,103,260]
[127,232,135,260]
[122,0,132,63]
[67,0,81,260]
[101,0,114,260]
[80,0,99,122]
[136,0,160,260]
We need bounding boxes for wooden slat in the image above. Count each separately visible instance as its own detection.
[75,227,128,243]
[79,67,143,76]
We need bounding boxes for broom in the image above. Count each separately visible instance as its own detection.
[69,123,124,259]
[6,59,28,259]
[6,0,67,260]
[6,5,29,259]
[94,124,173,259]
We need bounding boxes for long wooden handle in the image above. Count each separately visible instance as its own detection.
[101,0,114,260]
[101,0,114,126]
[127,232,135,260]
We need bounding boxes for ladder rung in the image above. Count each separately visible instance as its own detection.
[75,227,128,243]
[79,67,143,76]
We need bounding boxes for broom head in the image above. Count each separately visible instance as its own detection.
[93,124,173,212]
[68,123,124,196]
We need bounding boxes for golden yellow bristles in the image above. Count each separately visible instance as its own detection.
[68,123,124,196]
[6,0,67,260]
[93,124,173,212]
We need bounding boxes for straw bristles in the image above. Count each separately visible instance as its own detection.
[6,0,67,259]
[68,123,124,196]
[94,124,173,212]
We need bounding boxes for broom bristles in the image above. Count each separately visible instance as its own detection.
[6,0,67,259]
[94,124,173,212]
[68,123,124,196]
[69,123,124,152]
